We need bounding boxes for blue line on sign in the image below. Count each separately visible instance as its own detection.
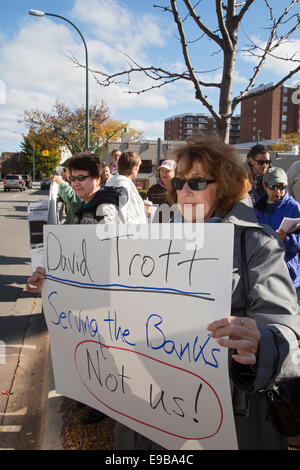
[46,274,213,300]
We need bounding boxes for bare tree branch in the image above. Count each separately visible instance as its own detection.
[235,3,300,104]
[68,50,222,88]
[182,0,224,47]
[171,0,221,118]
[67,1,300,142]
[235,0,255,25]
[216,0,233,49]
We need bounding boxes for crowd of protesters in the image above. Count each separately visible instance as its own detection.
[26,138,300,450]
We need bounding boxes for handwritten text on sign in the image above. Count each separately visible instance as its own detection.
[42,224,237,450]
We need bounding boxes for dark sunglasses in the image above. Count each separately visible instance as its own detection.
[69,174,90,182]
[171,177,216,191]
[267,183,287,191]
[253,158,271,166]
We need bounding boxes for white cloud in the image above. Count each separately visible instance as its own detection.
[0,1,175,151]
[129,119,164,139]
[71,0,166,66]
[0,0,222,151]
[241,36,300,76]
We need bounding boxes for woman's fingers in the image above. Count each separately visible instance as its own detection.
[232,352,257,365]
[25,267,46,293]
[207,316,261,364]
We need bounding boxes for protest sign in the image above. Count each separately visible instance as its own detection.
[27,182,58,272]
[42,223,237,450]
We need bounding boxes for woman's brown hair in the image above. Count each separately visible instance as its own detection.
[167,136,251,217]
[68,152,101,179]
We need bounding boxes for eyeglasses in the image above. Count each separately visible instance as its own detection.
[69,174,90,182]
[267,184,287,191]
[253,158,271,166]
[171,177,216,191]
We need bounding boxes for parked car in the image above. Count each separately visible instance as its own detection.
[3,174,26,191]
[21,174,32,189]
[40,178,51,190]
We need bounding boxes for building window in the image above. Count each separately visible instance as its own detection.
[139,160,153,174]
[253,109,256,114]
[283,96,288,103]
[282,115,287,121]
[253,118,256,123]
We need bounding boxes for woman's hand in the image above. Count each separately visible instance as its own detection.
[276,228,287,242]
[207,316,261,365]
[26,267,46,294]
[51,175,62,185]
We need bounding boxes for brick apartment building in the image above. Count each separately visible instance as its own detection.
[240,83,300,143]
[164,113,241,144]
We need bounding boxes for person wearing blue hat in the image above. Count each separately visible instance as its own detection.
[254,167,300,293]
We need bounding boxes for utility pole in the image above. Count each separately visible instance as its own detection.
[33,141,36,182]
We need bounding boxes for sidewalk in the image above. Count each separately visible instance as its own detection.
[42,355,115,450]
[42,356,63,450]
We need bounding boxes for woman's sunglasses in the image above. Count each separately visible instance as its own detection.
[253,158,271,166]
[69,174,90,182]
[267,184,287,191]
[171,177,216,191]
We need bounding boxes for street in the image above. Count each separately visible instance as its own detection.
[0,182,50,450]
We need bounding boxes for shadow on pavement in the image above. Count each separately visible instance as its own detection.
[0,311,47,344]
[0,255,31,265]
[13,205,28,212]
[0,274,34,303]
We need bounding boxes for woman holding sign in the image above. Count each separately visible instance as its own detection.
[113,137,300,451]
[163,136,299,450]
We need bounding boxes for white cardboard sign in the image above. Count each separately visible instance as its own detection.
[42,223,238,450]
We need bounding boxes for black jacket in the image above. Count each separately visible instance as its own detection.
[74,186,128,224]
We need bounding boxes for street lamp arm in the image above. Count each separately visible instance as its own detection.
[28,9,90,150]
[44,13,88,59]
[44,13,89,150]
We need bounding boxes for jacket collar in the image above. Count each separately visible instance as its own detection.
[223,196,262,229]
[254,190,290,211]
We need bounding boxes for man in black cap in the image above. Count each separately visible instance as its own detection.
[247,144,271,202]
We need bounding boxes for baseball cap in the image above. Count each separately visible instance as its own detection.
[159,160,177,171]
[263,167,288,187]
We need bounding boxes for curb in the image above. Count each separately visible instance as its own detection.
[42,351,64,450]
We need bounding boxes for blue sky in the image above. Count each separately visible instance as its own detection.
[0,0,299,152]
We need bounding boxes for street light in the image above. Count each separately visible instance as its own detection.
[28,9,90,150]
